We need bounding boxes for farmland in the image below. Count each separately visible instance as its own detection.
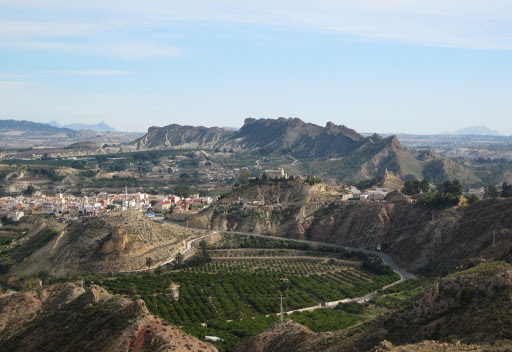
[90,248,399,351]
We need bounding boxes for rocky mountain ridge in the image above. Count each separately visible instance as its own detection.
[130,117,480,183]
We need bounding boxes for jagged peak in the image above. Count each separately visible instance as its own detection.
[325,121,364,140]
[243,117,306,127]
[389,135,402,149]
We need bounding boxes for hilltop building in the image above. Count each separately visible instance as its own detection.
[263,168,287,179]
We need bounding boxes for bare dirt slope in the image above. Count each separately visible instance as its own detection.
[233,320,314,352]
[188,178,338,233]
[0,283,217,352]
[10,210,204,276]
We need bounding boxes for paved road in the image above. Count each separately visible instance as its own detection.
[98,232,214,275]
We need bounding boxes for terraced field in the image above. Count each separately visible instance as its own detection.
[91,255,399,350]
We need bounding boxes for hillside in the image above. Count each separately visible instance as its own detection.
[303,198,512,276]
[313,135,480,184]
[190,180,512,276]
[8,211,203,276]
[0,283,217,352]
[234,261,512,352]
[188,178,340,234]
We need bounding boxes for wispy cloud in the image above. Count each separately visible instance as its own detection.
[0,73,27,79]
[0,19,106,38]
[0,40,181,59]
[0,80,29,87]
[48,69,132,76]
[1,1,510,50]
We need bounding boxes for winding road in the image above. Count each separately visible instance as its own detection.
[112,219,414,315]
[160,220,414,280]
[219,229,415,281]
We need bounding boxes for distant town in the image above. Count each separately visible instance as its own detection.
[0,190,215,222]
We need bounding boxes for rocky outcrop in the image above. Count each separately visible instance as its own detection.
[0,283,217,352]
[131,124,234,150]
[189,179,337,236]
[233,320,314,352]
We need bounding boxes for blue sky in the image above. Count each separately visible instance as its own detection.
[1,1,511,134]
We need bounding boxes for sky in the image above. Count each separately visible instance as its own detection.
[1,1,511,134]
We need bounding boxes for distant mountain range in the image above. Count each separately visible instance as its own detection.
[0,119,140,148]
[0,119,77,137]
[447,125,502,136]
[47,120,118,133]
[131,117,481,184]
[131,117,366,158]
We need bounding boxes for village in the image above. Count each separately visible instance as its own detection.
[0,189,215,222]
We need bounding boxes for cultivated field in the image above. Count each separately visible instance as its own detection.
[91,250,399,351]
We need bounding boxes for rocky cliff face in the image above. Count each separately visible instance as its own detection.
[303,198,512,276]
[0,283,217,352]
[131,124,234,150]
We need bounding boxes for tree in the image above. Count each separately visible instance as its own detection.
[502,182,512,198]
[420,178,430,193]
[146,257,153,270]
[403,178,430,195]
[238,171,251,186]
[306,175,322,185]
[438,180,462,196]
[402,180,420,195]
[466,194,479,205]
[23,185,36,195]
[175,252,184,266]
[486,184,499,198]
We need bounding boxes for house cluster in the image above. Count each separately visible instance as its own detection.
[0,191,214,222]
[341,186,394,202]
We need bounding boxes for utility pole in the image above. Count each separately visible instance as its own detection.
[280,295,284,323]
